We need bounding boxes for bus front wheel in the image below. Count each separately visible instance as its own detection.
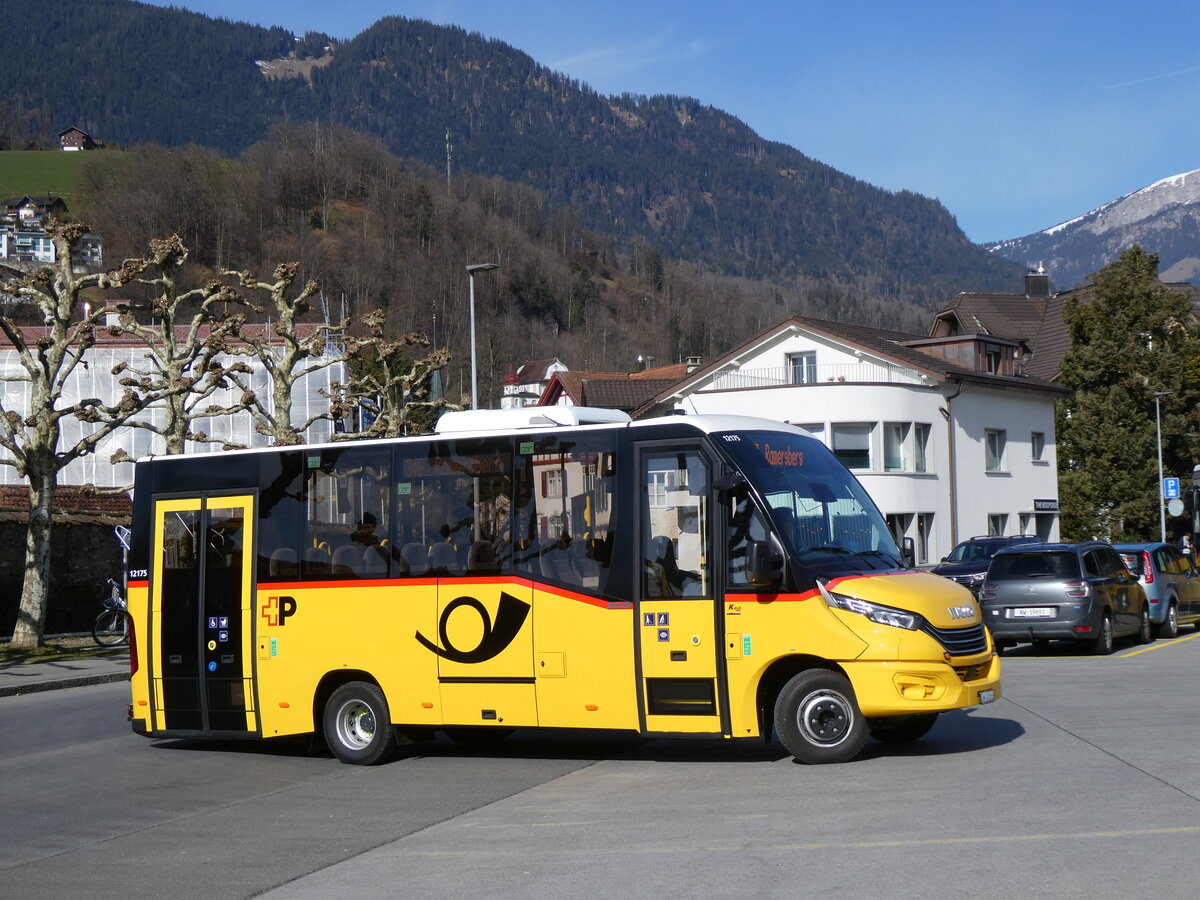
[774,669,869,764]
[323,682,397,766]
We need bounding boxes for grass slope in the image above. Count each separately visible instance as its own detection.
[0,150,90,204]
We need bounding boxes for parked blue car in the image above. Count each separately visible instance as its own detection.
[1113,542,1200,638]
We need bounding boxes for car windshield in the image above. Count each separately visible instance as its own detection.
[947,541,1002,562]
[989,551,1078,581]
[716,429,903,574]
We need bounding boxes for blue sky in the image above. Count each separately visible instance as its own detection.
[142,0,1200,244]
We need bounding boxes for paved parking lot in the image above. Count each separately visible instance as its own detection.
[266,632,1200,899]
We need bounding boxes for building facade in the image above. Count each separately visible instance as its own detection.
[638,318,1068,564]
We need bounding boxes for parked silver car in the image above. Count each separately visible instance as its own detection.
[1113,542,1200,638]
[981,541,1150,654]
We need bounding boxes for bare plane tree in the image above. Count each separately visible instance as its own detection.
[0,222,196,647]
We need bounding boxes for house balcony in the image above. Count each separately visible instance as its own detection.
[710,362,926,390]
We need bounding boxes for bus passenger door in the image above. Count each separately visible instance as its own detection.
[637,446,726,735]
[149,495,256,734]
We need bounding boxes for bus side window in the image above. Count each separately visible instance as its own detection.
[727,489,772,588]
[257,451,304,583]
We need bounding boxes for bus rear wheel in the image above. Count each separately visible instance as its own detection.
[323,682,397,766]
[773,669,869,764]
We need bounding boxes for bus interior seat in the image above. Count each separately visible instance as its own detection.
[401,543,428,576]
[303,544,330,574]
[268,547,298,579]
[569,538,600,580]
[331,544,361,577]
[645,535,681,597]
[362,545,388,577]
[428,542,460,576]
[467,540,499,574]
[539,536,580,585]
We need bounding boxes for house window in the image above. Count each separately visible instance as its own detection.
[797,423,824,442]
[789,352,817,385]
[543,468,563,499]
[985,429,1006,472]
[988,513,1007,536]
[1031,431,1045,462]
[916,513,933,564]
[914,423,930,473]
[832,423,872,470]
[647,467,677,508]
[884,423,908,471]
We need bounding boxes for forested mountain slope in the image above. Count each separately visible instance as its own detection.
[1,0,1022,315]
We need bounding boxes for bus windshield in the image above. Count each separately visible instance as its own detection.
[716,430,904,573]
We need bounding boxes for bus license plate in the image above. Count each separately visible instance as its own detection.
[979,689,995,704]
[1012,607,1053,618]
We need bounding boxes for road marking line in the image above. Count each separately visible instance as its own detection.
[1121,631,1200,657]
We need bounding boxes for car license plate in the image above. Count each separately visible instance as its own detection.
[1012,607,1054,618]
[978,689,995,704]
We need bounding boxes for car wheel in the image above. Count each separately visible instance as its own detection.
[773,669,869,764]
[869,713,939,744]
[1090,614,1114,655]
[1138,606,1153,644]
[1157,602,1179,639]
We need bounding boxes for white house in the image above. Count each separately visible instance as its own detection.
[500,357,569,409]
[636,317,1068,564]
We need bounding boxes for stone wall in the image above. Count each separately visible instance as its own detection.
[0,520,128,636]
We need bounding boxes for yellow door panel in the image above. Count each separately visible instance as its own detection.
[533,588,639,730]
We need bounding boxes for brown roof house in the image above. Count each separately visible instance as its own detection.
[930,265,1200,382]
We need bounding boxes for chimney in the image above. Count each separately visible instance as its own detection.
[685,355,701,374]
[1024,263,1050,299]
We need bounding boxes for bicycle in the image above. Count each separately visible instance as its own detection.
[92,578,129,647]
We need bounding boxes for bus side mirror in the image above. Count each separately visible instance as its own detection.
[902,537,916,568]
[747,540,783,588]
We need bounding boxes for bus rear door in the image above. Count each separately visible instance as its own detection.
[637,446,726,735]
[148,495,256,734]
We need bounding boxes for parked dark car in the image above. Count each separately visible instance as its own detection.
[932,535,1044,595]
[1113,542,1200,638]
[980,541,1150,654]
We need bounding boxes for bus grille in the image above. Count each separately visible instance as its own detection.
[921,622,988,657]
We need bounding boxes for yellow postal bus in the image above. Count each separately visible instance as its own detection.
[125,408,999,765]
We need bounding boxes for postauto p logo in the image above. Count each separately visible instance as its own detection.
[415,592,530,663]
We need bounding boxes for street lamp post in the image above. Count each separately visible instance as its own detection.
[1155,391,1172,543]
[465,263,500,410]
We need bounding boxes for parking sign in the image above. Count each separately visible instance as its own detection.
[1164,477,1181,499]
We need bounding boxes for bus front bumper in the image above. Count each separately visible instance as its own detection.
[844,654,1001,717]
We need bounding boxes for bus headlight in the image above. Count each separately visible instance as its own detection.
[817,580,921,630]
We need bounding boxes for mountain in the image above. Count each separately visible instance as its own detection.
[0,0,1022,318]
[986,169,1200,290]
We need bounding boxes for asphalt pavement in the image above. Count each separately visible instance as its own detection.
[0,650,130,697]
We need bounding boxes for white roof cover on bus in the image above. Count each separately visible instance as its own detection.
[435,407,632,433]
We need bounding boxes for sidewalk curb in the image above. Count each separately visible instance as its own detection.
[0,670,130,698]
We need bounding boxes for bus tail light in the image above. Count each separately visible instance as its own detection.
[128,617,138,676]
